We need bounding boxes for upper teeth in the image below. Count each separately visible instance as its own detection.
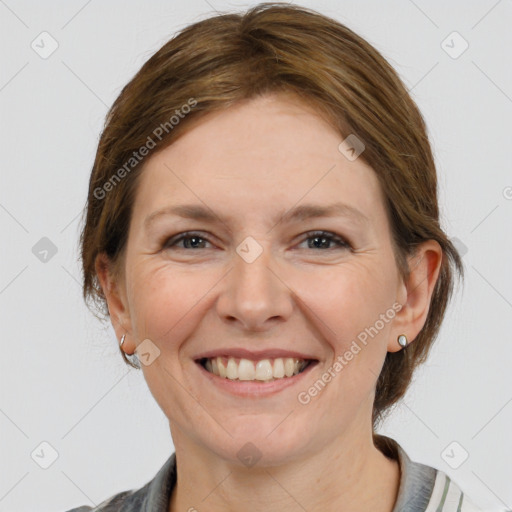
[204,357,308,381]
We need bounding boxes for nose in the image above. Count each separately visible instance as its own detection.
[215,241,294,332]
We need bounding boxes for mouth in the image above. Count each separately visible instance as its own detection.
[195,356,318,382]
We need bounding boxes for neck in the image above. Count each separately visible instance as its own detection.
[168,430,400,512]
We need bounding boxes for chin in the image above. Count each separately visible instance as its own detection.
[203,419,314,469]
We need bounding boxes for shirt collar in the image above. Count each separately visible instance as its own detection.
[141,452,177,512]
[374,434,437,512]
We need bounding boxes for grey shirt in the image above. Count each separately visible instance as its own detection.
[66,435,489,511]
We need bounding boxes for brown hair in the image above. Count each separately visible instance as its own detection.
[80,2,463,431]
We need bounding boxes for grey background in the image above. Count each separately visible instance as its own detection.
[1,0,511,510]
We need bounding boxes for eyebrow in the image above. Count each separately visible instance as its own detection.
[144,201,369,231]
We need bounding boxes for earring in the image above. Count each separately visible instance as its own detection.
[397,334,408,348]
[120,334,126,347]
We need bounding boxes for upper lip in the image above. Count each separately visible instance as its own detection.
[194,348,319,361]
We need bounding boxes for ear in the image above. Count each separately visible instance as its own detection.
[388,240,443,352]
[95,252,134,353]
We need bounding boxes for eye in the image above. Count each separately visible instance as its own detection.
[297,231,351,250]
[163,232,212,250]
[161,230,351,251]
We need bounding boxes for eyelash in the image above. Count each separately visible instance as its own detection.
[162,230,351,251]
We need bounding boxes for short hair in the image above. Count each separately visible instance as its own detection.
[80,2,463,431]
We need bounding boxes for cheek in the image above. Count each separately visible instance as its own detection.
[127,261,221,345]
[295,260,397,353]
[126,249,399,358]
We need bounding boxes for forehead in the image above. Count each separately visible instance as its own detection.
[132,93,387,228]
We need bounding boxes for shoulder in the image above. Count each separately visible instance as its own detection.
[426,470,504,512]
[375,434,503,512]
[63,452,177,512]
[64,489,139,512]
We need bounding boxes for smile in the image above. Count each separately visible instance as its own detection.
[198,356,315,382]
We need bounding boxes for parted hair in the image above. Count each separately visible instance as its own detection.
[80,2,463,431]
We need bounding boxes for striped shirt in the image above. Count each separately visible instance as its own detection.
[66,435,499,511]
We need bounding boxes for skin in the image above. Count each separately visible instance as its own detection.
[97,92,442,512]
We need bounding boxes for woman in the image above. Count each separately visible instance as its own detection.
[68,3,488,511]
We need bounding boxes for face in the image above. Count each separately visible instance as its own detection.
[102,92,414,466]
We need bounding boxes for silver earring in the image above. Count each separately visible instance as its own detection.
[397,334,408,348]
[120,334,126,347]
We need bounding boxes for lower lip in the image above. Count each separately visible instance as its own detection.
[194,360,319,397]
